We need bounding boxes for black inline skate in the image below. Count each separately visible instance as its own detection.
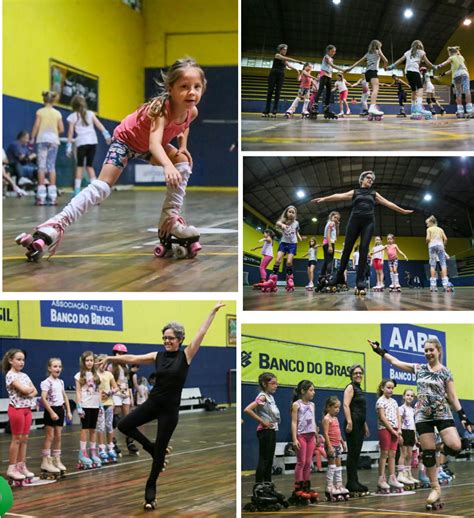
[126,437,140,456]
[243,482,289,512]
[323,105,338,120]
[309,103,319,119]
[144,486,157,510]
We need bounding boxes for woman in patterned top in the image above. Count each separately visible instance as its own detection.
[368,337,472,510]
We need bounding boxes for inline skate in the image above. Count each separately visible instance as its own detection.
[144,485,157,510]
[126,437,140,456]
[303,480,319,503]
[260,273,278,293]
[244,482,289,511]
[323,106,338,120]
[289,481,312,506]
[285,273,295,292]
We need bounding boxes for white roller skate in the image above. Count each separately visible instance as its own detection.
[368,105,384,121]
[6,464,26,486]
[40,456,61,479]
[337,111,345,117]
[154,215,201,259]
[406,469,420,488]
[305,281,314,290]
[285,109,295,119]
[376,475,390,494]
[388,474,404,493]
[52,454,67,475]
[456,106,465,118]
[15,217,68,261]
[397,466,413,490]
[325,483,338,502]
[77,449,94,470]
[426,483,443,511]
[335,484,350,500]
[16,462,34,483]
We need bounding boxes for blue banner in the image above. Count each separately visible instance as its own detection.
[40,301,123,331]
[381,324,446,385]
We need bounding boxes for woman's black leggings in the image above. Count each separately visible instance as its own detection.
[345,419,365,487]
[320,243,335,277]
[265,70,285,114]
[256,428,276,482]
[118,398,179,492]
[336,215,374,286]
[314,75,332,107]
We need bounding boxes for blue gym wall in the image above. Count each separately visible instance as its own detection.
[0,338,235,405]
[242,383,474,471]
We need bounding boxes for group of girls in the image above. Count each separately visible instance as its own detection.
[17,58,205,262]
[2,345,147,484]
[263,39,471,121]
[244,337,471,511]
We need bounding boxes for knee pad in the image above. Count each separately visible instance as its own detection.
[422,449,437,468]
[443,445,461,458]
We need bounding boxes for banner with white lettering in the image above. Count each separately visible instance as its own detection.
[381,324,446,385]
[40,301,123,331]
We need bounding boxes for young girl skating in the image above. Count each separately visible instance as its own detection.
[385,233,408,292]
[420,68,446,115]
[436,46,472,118]
[96,354,119,464]
[260,205,304,293]
[3,349,37,485]
[303,238,319,289]
[425,215,451,292]
[371,236,386,292]
[17,58,206,261]
[369,338,472,511]
[66,94,112,196]
[286,63,316,118]
[322,396,350,501]
[332,74,351,117]
[397,389,420,489]
[375,379,405,494]
[351,74,371,117]
[346,40,388,120]
[251,229,275,289]
[30,91,64,205]
[386,40,437,120]
[315,211,340,292]
[75,351,102,470]
[40,357,73,478]
[289,380,319,505]
[388,75,410,117]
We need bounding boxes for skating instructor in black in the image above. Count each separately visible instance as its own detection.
[96,302,225,510]
[343,364,370,495]
[312,171,413,294]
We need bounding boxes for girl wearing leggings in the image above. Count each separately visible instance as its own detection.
[343,364,369,494]
[96,302,225,510]
[312,171,413,295]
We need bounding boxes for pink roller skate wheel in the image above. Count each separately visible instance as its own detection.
[154,244,166,258]
[32,239,45,252]
[189,241,202,255]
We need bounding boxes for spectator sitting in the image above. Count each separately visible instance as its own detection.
[6,130,38,187]
[3,149,27,197]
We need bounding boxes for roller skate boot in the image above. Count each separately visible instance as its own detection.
[368,105,384,121]
[40,456,61,479]
[261,112,270,118]
[107,446,118,463]
[270,112,277,118]
[323,106,338,119]
[456,108,465,119]
[305,281,314,290]
[309,104,319,119]
[397,466,413,490]
[252,278,267,289]
[419,465,431,488]
[441,462,455,479]
[260,274,278,293]
[285,273,295,292]
[154,215,201,259]
[442,282,454,293]
[16,462,34,483]
[6,464,26,487]
[397,108,407,118]
[112,437,122,457]
[89,448,102,468]
[325,483,338,502]
[439,107,446,116]
[335,483,350,500]
[144,485,157,510]
[303,480,319,503]
[355,281,367,296]
[376,475,390,494]
[126,437,140,456]
[327,272,345,293]
[289,481,311,506]
[285,110,294,119]
[337,111,345,117]
[410,105,423,120]
[301,110,310,119]
[15,216,67,261]
[360,109,369,117]
[406,470,420,488]
[420,106,434,119]
[52,454,67,475]
[77,449,93,470]
[437,466,451,485]
[389,474,404,493]
[99,448,110,464]
[389,283,396,292]
[426,483,443,511]
[346,109,351,116]
[355,481,370,496]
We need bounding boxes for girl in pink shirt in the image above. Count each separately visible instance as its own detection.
[286,63,317,118]
[322,396,349,501]
[386,233,408,292]
[17,58,205,261]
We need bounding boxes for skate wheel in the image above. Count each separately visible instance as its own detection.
[153,244,166,258]
[188,241,201,258]
[32,238,45,252]
[16,233,33,246]
[174,245,188,259]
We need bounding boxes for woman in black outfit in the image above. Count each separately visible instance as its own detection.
[97,302,225,510]
[262,44,304,117]
[343,364,370,494]
[312,171,413,294]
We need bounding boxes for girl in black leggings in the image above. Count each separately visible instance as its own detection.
[343,364,369,494]
[312,171,413,294]
[262,44,304,117]
[97,302,225,510]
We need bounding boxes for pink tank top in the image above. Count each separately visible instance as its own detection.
[300,73,312,89]
[328,416,342,446]
[386,244,397,261]
[113,100,193,153]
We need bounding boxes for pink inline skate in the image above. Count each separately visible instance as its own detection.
[260,274,278,293]
[286,273,295,292]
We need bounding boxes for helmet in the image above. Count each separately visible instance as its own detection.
[112,343,128,353]
[359,171,375,185]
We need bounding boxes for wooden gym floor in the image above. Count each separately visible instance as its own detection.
[241,113,474,151]
[243,286,474,311]
[3,190,238,292]
[2,408,236,517]
[241,461,474,517]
